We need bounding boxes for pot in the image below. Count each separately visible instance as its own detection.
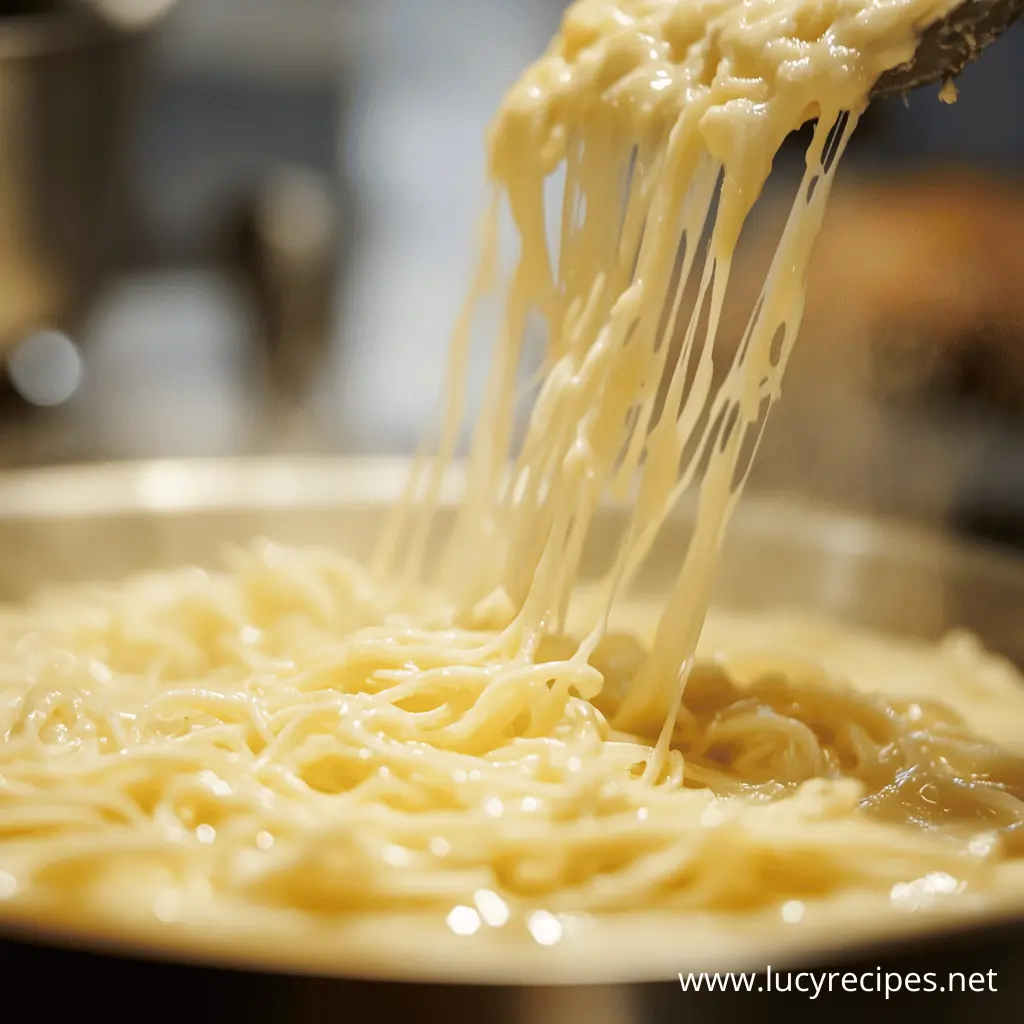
[0,457,1021,1019]
[0,3,172,354]
[0,2,340,417]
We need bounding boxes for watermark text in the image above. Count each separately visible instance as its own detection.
[678,967,998,999]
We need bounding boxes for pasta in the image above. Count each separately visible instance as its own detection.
[2,0,1023,975]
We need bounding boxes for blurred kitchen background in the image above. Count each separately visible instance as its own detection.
[0,0,1022,551]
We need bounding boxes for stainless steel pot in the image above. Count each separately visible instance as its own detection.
[0,3,339,413]
[0,457,1021,1019]
[0,3,181,353]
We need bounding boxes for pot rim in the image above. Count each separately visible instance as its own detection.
[1,455,1022,583]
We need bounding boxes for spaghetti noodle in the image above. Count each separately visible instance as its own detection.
[2,0,1023,970]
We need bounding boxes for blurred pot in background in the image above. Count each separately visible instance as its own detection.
[0,2,168,361]
[0,0,344,428]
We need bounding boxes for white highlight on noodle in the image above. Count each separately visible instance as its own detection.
[781,900,805,924]
[528,910,564,946]
[475,889,511,928]
[447,905,483,937]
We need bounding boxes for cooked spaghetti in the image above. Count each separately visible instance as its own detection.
[2,0,1024,975]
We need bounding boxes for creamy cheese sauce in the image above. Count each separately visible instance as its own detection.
[2,0,1021,982]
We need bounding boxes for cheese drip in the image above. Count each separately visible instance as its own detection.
[375,0,958,745]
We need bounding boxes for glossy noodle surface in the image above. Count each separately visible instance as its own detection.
[3,0,1023,980]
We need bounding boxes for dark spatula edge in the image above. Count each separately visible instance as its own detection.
[871,0,1024,99]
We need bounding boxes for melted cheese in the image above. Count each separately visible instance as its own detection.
[4,0,1022,985]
